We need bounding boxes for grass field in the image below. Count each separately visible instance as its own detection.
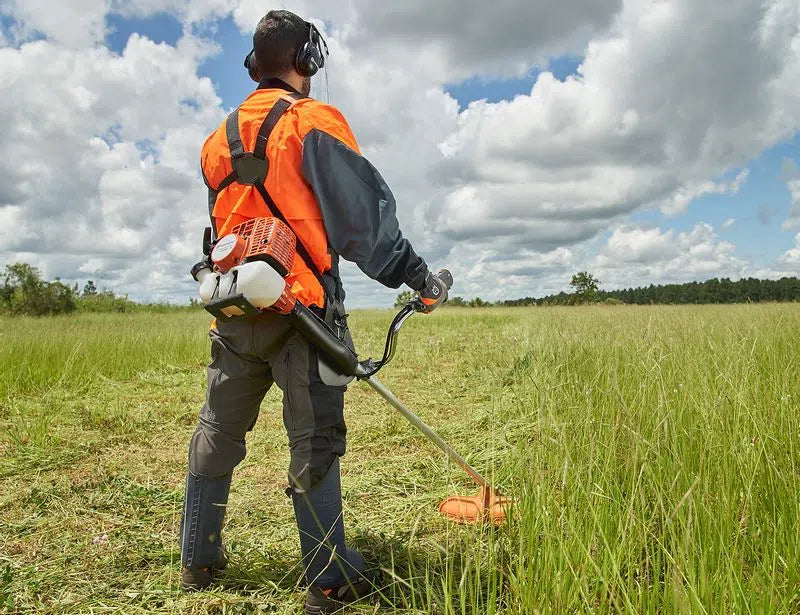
[1,304,799,614]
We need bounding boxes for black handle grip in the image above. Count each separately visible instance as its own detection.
[409,268,454,313]
[437,268,453,291]
[202,226,213,255]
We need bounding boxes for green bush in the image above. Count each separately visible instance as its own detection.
[76,291,138,313]
[0,263,76,316]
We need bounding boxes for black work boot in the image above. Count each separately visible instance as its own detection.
[290,458,376,611]
[304,575,378,614]
[180,550,229,591]
[179,471,232,591]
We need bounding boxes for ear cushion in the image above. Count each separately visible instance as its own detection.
[244,49,259,82]
[296,42,321,77]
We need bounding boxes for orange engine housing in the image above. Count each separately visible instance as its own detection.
[230,217,296,276]
[212,217,296,276]
[210,217,298,315]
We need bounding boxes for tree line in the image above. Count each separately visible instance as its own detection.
[0,262,198,316]
[499,273,800,306]
[3,262,799,317]
[397,272,800,308]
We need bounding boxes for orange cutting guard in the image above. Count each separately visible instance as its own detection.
[438,486,512,524]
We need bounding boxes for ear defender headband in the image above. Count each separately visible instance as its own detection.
[244,21,329,83]
[295,22,328,77]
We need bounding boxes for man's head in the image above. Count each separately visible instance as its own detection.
[249,10,322,96]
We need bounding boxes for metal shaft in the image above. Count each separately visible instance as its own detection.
[359,371,489,488]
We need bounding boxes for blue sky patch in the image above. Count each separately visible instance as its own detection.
[99,123,123,148]
[135,139,159,161]
[630,135,800,267]
[106,12,182,52]
[446,55,582,109]
[0,14,47,46]
[0,14,16,36]
[197,15,254,110]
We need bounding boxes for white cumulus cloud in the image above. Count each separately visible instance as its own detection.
[783,158,800,230]
[0,0,110,47]
[0,33,223,299]
[0,0,798,305]
[778,233,800,267]
[593,222,750,290]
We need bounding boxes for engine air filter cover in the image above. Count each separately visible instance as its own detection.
[230,217,296,277]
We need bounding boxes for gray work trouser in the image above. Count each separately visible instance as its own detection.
[188,311,347,492]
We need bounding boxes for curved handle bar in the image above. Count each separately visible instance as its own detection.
[359,268,454,377]
[358,303,416,378]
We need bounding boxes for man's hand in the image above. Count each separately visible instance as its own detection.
[416,269,452,313]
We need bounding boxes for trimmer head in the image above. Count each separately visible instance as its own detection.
[438,486,511,525]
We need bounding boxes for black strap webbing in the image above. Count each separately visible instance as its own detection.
[254,96,294,161]
[225,109,244,160]
[216,93,335,306]
[216,172,238,193]
[253,181,335,304]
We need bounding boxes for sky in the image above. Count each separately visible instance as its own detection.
[0,0,798,307]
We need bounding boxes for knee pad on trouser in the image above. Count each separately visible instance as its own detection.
[290,457,365,588]
[179,471,232,569]
[188,419,250,479]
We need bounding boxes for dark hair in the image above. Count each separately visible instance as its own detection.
[253,10,308,77]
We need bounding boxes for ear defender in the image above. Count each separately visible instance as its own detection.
[295,22,327,77]
[244,49,259,82]
[245,21,328,82]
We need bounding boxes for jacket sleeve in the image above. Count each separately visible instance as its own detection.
[301,127,429,290]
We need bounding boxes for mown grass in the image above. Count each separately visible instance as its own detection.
[0,304,798,613]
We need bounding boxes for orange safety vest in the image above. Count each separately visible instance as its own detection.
[201,87,360,309]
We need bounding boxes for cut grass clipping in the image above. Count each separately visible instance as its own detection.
[1,305,799,613]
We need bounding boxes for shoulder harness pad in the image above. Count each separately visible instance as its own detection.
[221,93,304,188]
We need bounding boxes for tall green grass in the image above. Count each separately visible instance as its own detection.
[0,305,798,613]
[0,313,211,397]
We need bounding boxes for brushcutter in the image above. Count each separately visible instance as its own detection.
[192,217,510,524]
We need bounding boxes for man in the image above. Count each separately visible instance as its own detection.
[180,9,449,614]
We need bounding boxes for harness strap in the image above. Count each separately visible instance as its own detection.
[252,181,336,304]
[225,108,245,160]
[254,96,294,161]
[216,172,238,193]
[216,93,335,307]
